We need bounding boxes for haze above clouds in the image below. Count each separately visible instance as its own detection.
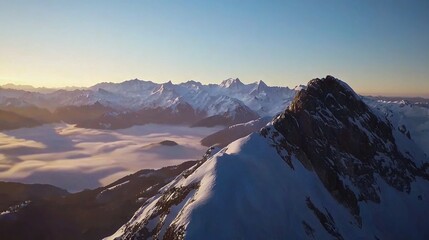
[0,124,220,192]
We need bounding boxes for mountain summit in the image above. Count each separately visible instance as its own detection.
[106,76,429,239]
[219,78,244,88]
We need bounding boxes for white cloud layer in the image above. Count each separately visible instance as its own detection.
[0,124,220,192]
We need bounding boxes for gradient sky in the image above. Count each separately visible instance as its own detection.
[0,0,428,97]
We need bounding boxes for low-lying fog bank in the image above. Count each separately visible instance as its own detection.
[0,124,220,192]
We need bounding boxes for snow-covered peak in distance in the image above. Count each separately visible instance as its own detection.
[293,84,307,91]
[107,76,429,240]
[152,81,174,94]
[179,80,202,87]
[219,77,244,88]
[90,79,158,95]
[256,79,267,86]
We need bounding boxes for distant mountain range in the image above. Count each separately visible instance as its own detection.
[0,83,85,93]
[0,78,297,129]
[1,78,428,131]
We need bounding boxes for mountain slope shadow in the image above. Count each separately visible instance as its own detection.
[0,161,198,240]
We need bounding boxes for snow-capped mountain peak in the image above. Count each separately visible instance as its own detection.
[219,78,244,88]
[293,84,307,91]
[257,79,267,87]
[152,81,174,95]
[249,79,269,95]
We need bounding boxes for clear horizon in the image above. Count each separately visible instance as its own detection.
[1,0,428,97]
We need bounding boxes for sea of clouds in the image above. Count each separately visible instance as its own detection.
[0,123,220,192]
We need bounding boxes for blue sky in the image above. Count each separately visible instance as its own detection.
[0,0,428,96]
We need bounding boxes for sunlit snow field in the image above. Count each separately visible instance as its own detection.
[0,124,221,192]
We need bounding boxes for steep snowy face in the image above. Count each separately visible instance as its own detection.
[106,76,429,240]
[365,98,429,156]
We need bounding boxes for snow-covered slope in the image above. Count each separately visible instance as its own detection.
[200,116,272,147]
[106,76,429,240]
[365,98,429,156]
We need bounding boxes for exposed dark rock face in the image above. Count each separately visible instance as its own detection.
[262,75,428,223]
[306,197,343,240]
[118,183,199,240]
[302,221,315,239]
[159,140,179,146]
[191,108,260,128]
[398,124,411,139]
[54,101,113,126]
[0,109,41,130]
[77,103,205,129]
[0,182,68,212]
[0,105,56,123]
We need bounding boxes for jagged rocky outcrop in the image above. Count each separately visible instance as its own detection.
[0,109,42,130]
[264,75,429,222]
[107,76,429,240]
